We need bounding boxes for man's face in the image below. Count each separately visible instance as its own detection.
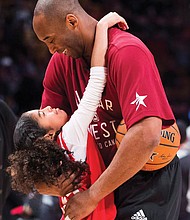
[33,14,84,58]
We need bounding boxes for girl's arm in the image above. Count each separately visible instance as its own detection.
[91,12,128,67]
[61,13,128,161]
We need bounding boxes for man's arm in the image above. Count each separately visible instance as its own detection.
[65,116,162,219]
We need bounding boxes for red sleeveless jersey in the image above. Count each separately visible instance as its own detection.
[58,133,116,220]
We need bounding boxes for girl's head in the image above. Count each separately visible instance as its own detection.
[14,106,68,150]
[7,138,90,195]
[9,106,89,196]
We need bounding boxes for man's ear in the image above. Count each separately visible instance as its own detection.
[65,14,78,30]
[44,131,56,140]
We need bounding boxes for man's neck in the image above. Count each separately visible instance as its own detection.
[80,15,97,66]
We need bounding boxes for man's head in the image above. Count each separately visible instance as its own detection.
[33,0,97,59]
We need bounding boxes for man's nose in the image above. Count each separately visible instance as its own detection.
[48,45,56,54]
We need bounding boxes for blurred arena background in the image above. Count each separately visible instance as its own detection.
[0,0,190,219]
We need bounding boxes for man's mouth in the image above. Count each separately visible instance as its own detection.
[63,49,67,55]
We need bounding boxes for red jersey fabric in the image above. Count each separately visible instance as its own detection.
[41,28,175,167]
[58,133,116,220]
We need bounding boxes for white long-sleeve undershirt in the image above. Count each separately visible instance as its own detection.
[60,67,107,161]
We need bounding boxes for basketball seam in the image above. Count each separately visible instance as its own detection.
[115,138,120,145]
[116,131,126,135]
[119,122,125,126]
[145,161,171,165]
[171,125,179,134]
[159,143,179,148]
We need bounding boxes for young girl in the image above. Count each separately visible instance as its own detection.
[7,13,128,220]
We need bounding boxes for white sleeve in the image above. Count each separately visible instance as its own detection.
[61,67,107,160]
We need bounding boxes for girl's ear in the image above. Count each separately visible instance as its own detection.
[44,131,56,140]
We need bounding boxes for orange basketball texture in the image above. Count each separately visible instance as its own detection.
[115,120,181,171]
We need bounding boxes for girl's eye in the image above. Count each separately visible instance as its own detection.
[49,39,54,44]
[38,111,45,117]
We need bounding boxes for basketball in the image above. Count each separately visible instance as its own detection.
[115,119,181,171]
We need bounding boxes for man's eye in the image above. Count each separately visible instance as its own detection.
[49,39,54,44]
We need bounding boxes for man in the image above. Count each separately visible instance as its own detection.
[32,1,182,219]
[0,99,17,219]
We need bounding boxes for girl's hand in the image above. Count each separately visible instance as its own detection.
[98,12,129,30]
[91,12,129,67]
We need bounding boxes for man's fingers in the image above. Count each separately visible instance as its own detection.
[64,198,71,216]
[58,173,76,186]
[99,12,129,30]
[58,172,84,196]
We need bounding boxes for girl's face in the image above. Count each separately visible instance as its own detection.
[26,106,69,133]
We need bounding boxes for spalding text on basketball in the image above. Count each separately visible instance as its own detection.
[160,130,175,143]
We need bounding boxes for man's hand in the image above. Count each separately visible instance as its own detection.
[36,173,78,197]
[64,189,99,220]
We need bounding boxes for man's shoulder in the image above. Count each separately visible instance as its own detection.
[108,28,148,52]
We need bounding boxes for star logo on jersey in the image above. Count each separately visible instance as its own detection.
[130,92,147,111]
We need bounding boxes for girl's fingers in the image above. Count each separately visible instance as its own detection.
[118,21,129,30]
[99,12,129,30]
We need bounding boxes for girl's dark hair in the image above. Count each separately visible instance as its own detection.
[13,113,47,150]
[7,138,89,194]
